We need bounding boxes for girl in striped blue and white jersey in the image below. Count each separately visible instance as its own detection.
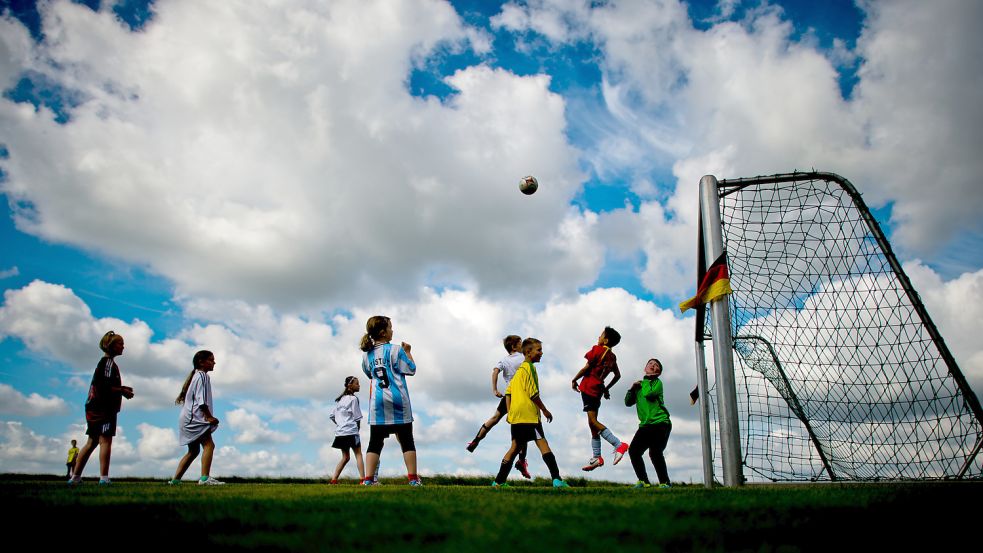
[359,315,421,486]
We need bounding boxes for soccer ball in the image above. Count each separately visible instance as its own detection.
[519,175,538,195]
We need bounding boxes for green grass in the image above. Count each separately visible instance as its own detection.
[5,474,981,552]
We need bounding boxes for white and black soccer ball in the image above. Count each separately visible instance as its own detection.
[519,175,538,195]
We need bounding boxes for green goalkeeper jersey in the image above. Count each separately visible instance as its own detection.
[625,376,670,426]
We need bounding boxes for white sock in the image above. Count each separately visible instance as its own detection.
[591,437,601,457]
[599,428,621,448]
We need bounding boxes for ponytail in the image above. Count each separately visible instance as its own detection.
[176,350,214,405]
[359,316,390,352]
[335,376,358,402]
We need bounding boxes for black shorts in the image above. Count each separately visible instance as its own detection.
[510,423,545,444]
[581,392,602,413]
[367,423,416,455]
[332,434,361,450]
[495,397,508,416]
[86,416,118,438]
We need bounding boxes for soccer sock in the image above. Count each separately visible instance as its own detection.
[591,437,602,457]
[495,459,513,484]
[542,452,561,480]
[599,428,621,448]
[407,473,418,481]
[473,424,492,443]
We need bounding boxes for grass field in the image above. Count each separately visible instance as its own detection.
[6,474,981,552]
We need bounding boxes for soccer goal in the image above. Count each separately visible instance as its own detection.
[691,172,983,486]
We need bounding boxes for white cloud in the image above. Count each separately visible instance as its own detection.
[0,266,19,279]
[135,422,178,460]
[0,0,594,310]
[0,383,69,416]
[227,408,291,445]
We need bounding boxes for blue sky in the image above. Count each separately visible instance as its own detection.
[1,0,981,482]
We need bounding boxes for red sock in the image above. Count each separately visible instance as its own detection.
[407,473,418,481]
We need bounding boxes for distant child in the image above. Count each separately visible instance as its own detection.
[329,376,365,484]
[65,440,78,478]
[571,326,629,471]
[360,316,421,486]
[624,359,672,488]
[69,331,135,485]
[492,337,569,488]
[169,350,224,485]
[465,334,531,478]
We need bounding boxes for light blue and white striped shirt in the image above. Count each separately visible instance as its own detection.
[361,343,417,425]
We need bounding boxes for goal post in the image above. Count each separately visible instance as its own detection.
[692,171,983,485]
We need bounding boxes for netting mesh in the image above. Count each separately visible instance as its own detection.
[700,174,983,481]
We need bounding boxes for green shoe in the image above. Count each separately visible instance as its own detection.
[166,479,180,485]
[491,481,510,488]
[658,483,672,489]
[552,479,570,488]
[632,481,652,489]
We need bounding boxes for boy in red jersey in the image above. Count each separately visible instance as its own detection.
[571,326,629,471]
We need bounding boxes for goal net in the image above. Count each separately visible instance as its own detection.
[696,172,983,481]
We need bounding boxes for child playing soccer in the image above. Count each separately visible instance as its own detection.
[360,315,421,486]
[492,337,568,488]
[69,331,135,485]
[624,359,672,488]
[65,440,78,478]
[329,376,365,484]
[170,350,224,485]
[465,334,531,478]
[571,326,629,471]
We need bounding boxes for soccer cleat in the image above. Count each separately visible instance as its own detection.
[361,479,379,486]
[658,483,672,489]
[67,476,82,486]
[98,478,111,486]
[613,442,629,465]
[328,479,339,485]
[515,458,531,479]
[552,479,570,488]
[408,479,423,486]
[491,481,510,488]
[198,476,225,486]
[632,481,652,489]
[167,479,180,485]
[582,456,604,471]
[466,441,478,452]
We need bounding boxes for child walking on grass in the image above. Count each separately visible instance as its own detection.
[329,376,365,484]
[69,331,135,485]
[170,350,224,485]
[625,359,672,488]
[492,338,568,488]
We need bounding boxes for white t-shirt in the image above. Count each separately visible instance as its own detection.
[496,351,524,388]
[331,394,362,436]
[179,370,217,446]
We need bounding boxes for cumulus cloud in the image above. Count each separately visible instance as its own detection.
[227,408,291,445]
[135,422,178,460]
[0,383,69,416]
[0,0,594,310]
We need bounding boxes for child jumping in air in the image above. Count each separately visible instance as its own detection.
[169,350,224,485]
[329,376,365,484]
[465,334,531,479]
[69,331,135,485]
[625,358,672,488]
[492,337,568,488]
[571,326,629,471]
[360,315,421,486]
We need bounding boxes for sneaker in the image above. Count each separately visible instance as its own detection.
[198,476,225,486]
[466,441,478,452]
[328,479,339,485]
[98,479,111,486]
[613,442,629,465]
[167,479,181,485]
[515,458,531,479]
[408,478,423,486]
[582,456,604,471]
[67,476,82,486]
[552,479,570,488]
[491,481,510,488]
[361,479,379,486]
[658,483,672,489]
[631,481,652,489]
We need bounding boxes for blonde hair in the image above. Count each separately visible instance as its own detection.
[99,331,123,353]
[521,337,542,355]
[359,316,391,352]
[175,350,214,405]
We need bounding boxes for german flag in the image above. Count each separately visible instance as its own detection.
[678,253,733,313]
